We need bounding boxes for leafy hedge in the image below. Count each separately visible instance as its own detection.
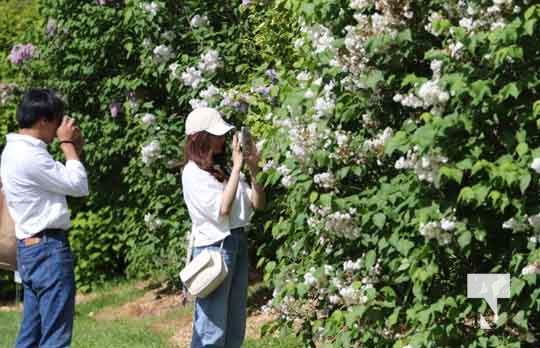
[3,0,540,346]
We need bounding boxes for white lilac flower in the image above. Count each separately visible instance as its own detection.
[418,80,450,106]
[144,213,163,231]
[528,213,540,232]
[350,0,370,11]
[296,71,311,85]
[314,172,336,189]
[328,294,341,304]
[181,67,203,88]
[364,127,393,154]
[141,113,156,125]
[141,140,161,164]
[153,45,174,63]
[293,38,305,49]
[531,158,540,173]
[323,265,334,275]
[198,50,222,73]
[314,94,335,119]
[304,89,315,99]
[339,286,368,305]
[281,175,296,188]
[141,2,160,18]
[343,259,362,271]
[189,98,208,110]
[190,14,209,28]
[420,220,453,245]
[200,84,220,100]
[440,217,456,231]
[449,41,464,59]
[301,24,335,54]
[325,211,359,239]
[262,160,275,172]
[521,262,540,276]
[304,272,318,287]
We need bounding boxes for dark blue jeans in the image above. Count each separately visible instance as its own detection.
[191,227,249,348]
[16,231,75,348]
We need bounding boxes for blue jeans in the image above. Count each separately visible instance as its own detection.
[16,230,75,348]
[191,227,248,348]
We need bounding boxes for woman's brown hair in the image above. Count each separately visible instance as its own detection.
[184,131,229,182]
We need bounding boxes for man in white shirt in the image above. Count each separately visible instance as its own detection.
[0,89,88,348]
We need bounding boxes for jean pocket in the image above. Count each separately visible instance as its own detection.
[51,247,75,281]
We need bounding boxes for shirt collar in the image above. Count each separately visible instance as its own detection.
[6,133,47,149]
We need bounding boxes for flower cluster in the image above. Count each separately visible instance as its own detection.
[109,102,122,118]
[364,127,393,156]
[190,14,209,28]
[144,213,163,231]
[141,140,161,165]
[419,216,457,246]
[300,21,336,54]
[140,2,160,18]
[338,0,413,76]
[7,43,36,65]
[171,50,222,95]
[140,113,156,125]
[393,60,450,114]
[395,146,448,184]
[153,45,174,64]
[308,204,359,239]
[521,261,540,276]
[277,164,296,188]
[314,172,336,190]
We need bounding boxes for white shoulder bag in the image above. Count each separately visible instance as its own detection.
[180,233,228,298]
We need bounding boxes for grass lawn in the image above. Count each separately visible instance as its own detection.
[0,280,301,348]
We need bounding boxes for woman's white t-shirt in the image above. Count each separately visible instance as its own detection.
[182,161,253,247]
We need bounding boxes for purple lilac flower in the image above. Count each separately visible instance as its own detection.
[241,0,252,5]
[96,0,113,5]
[46,18,57,36]
[254,86,271,96]
[110,101,122,118]
[7,44,36,65]
[265,68,277,81]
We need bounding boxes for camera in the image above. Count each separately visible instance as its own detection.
[238,126,251,155]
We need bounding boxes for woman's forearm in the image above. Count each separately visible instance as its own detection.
[220,165,241,216]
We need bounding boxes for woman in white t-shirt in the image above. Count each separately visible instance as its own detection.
[181,107,265,348]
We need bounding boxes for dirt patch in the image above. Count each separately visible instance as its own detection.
[94,286,183,321]
[92,284,277,347]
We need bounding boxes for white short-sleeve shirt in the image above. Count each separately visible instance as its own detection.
[181,161,253,247]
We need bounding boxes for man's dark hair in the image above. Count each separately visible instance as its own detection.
[16,89,65,129]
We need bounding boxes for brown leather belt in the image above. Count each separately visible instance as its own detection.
[22,229,67,247]
[23,237,42,247]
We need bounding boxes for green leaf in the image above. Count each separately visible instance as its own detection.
[497,82,520,101]
[458,230,472,249]
[524,19,537,36]
[439,166,463,184]
[520,174,531,194]
[365,250,376,270]
[513,310,528,329]
[373,213,386,229]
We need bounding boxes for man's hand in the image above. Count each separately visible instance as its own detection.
[57,116,77,142]
[57,116,81,161]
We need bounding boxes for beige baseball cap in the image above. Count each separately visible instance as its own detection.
[185,107,235,136]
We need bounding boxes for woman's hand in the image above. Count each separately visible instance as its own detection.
[232,133,243,170]
[244,138,260,172]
